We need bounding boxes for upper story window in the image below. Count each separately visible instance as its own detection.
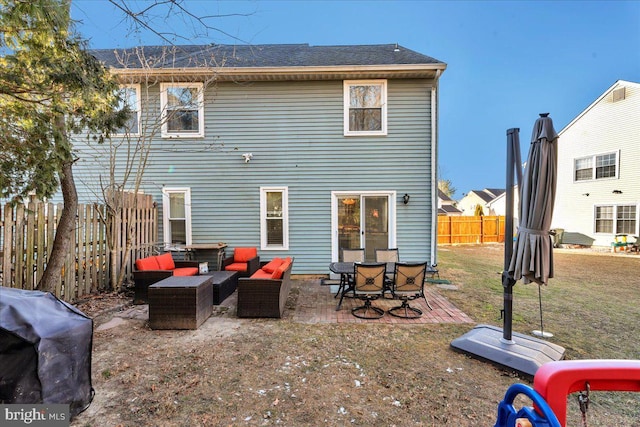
[162,187,192,249]
[115,84,141,135]
[344,80,387,136]
[260,187,289,250]
[574,151,618,181]
[160,83,204,138]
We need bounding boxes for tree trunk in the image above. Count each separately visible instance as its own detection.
[37,115,78,294]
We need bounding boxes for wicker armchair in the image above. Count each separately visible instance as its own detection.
[221,247,260,278]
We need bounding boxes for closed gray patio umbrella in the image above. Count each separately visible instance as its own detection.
[508,113,558,286]
[450,115,565,377]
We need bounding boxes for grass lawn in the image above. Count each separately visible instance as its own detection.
[72,245,640,426]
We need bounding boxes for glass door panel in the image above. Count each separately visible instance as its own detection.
[338,196,361,259]
[363,196,389,261]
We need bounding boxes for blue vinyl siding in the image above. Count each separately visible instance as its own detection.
[71,78,436,274]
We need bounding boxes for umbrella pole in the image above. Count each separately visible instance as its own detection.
[502,128,522,343]
[533,285,554,338]
[538,286,544,335]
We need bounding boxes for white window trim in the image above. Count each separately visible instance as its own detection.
[343,80,388,136]
[160,82,204,138]
[161,187,192,249]
[330,191,397,262]
[573,150,619,182]
[593,203,638,235]
[260,186,289,250]
[115,84,141,136]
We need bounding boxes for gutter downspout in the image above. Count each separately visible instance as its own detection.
[430,69,442,267]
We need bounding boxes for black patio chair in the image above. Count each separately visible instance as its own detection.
[334,248,365,298]
[388,261,432,319]
[375,248,399,297]
[351,263,386,319]
[341,248,365,263]
[374,248,399,262]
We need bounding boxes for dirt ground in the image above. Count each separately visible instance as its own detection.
[72,292,519,426]
[71,246,640,426]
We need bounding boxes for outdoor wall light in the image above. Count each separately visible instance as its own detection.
[582,193,590,197]
[242,153,253,163]
[612,190,623,194]
[403,193,410,204]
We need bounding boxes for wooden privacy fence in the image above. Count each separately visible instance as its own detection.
[438,215,506,245]
[0,193,157,302]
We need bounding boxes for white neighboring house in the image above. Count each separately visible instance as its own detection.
[552,80,640,248]
[438,189,462,216]
[457,188,505,216]
[486,185,519,218]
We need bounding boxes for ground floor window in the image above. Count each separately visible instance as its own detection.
[594,204,637,235]
[162,187,192,248]
[260,187,289,250]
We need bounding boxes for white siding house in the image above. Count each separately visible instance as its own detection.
[486,185,518,218]
[457,188,504,216]
[552,80,640,247]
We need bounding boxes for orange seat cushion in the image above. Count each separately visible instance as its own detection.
[225,262,248,272]
[135,256,160,271]
[262,258,284,274]
[234,247,257,263]
[250,269,273,279]
[272,260,291,280]
[156,253,176,270]
[172,267,198,276]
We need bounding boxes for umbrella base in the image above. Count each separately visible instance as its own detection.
[450,324,565,378]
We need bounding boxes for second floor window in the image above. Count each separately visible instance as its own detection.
[116,84,140,135]
[344,80,387,136]
[160,83,204,138]
[574,152,618,181]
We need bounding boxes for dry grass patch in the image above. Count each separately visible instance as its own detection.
[72,245,640,426]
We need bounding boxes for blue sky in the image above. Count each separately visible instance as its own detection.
[71,0,640,199]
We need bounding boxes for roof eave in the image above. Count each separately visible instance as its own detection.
[110,63,447,82]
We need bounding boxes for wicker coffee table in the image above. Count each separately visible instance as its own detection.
[148,275,214,329]
[204,271,239,305]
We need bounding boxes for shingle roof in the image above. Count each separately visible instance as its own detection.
[91,43,445,70]
[470,190,496,204]
[439,205,462,214]
[438,189,454,202]
[485,188,505,198]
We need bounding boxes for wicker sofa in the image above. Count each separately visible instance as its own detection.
[132,252,200,304]
[236,257,294,318]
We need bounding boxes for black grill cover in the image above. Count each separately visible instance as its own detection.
[0,286,94,416]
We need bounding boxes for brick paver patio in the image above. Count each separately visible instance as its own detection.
[111,279,474,326]
[291,279,474,325]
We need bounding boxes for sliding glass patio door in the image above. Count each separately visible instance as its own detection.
[334,192,395,262]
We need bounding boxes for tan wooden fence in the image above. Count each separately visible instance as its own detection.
[438,215,506,244]
[0,194,157,302]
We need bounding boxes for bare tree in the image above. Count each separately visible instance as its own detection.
[81,45,232,290]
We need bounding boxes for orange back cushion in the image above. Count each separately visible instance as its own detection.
[272,260,291,280]
[262,257,284,274]
[135,256,160,271]
[172,267,198,276]
[156,253,175,270]
[234,247,257,263]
